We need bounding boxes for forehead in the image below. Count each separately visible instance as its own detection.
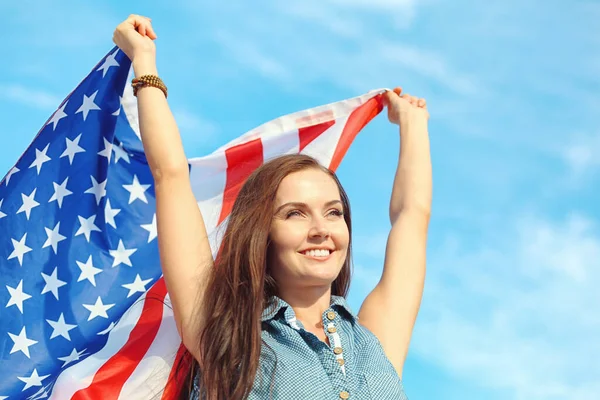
[275,168,340,206]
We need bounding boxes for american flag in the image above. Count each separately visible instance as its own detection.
[0,47,384,399]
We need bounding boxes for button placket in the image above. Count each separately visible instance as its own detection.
[327,322,346,375]
[324,308,347,377]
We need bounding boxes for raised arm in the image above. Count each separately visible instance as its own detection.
[113,15,212,361]
[358,87,431,378]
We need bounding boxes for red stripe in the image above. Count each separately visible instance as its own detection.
[217,139,264,225]
[329,95,384,172]
[72,278,168,400]
[298,120,335,151]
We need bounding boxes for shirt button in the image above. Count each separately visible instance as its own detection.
[337,359,345,366]
[326,311,336,320]
[327,326,337,333]
[333,347,343,355]
[339,391,350,399]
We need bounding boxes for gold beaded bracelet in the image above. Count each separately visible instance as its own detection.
[131,75,168,98]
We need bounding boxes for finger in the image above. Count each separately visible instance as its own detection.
[128,14,150,35]
[382,90,395,106]
[418,98,427,108]
[393,87,402,96]
[146,24,158,39]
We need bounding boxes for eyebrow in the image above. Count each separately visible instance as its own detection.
[274,200,343,214]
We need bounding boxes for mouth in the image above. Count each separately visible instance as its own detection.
[299,249,334,260]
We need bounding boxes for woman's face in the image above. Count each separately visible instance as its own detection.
[268,168,349,291]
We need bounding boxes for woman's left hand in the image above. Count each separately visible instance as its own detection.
[383,87,429,126]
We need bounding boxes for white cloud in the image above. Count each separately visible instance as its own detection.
[558,133,600,179]
[0,84,62,110]
[185,1,476,96]
[413,212,600,399]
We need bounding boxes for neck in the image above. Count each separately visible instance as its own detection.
[277,285,332,330]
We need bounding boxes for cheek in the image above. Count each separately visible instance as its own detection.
[332,224,350,248]
[269,225,303,257]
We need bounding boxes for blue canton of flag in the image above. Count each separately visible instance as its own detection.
[0,47,162,399]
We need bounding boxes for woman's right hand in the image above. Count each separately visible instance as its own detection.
[113,14,157,62]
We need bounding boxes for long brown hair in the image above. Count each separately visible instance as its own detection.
[178,154,353,400]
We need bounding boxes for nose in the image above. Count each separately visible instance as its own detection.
[308,217,329,238]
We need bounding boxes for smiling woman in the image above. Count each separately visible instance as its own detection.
[112,12,432,400]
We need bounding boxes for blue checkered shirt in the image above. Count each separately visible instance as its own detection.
[192,295,408,399]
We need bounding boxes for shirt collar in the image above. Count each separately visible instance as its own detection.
[261,295,358,322]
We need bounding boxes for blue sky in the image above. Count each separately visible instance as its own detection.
[1,1,599,399]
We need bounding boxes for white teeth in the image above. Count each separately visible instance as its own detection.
[304,249,331,257]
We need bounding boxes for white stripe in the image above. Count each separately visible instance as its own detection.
[261,128,300,162]
[188,151,228,254]
[49,290,146,399]
[117,295,180,400]
[122,69,141,140]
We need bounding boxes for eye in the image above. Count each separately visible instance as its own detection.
[286,210,303,218]
[328,208,344,217]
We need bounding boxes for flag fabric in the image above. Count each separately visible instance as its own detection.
[0,47,385,399]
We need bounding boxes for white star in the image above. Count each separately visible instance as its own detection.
[46,102,68,131]
[75,215,101,242]
[82,296,115,321]
[3,166,19,186]
[46,313,77,341]
[123,175,150,204]
[113,143,130,164]
[60,134,85,165]
[98,137,113,162]
[97,322,115,335]
[57,347,86,368]
[6,280,32,313]
[112,96,123,116]
[8,326,38,358]
[17,368,50,391]
[122,274,153,298]
[29,144,52,175]
[17,188,40,220]
[41,267,67,300]
[109,239,137,268]
[49,177,73,208]
[42,222,67,254]
[76,255,103,287]
[76,91,101,121]
[8,233,33,266]
[84,176,107,205]
[104,199,121,229]
[26,385,50,400]
[0,199,6,219]
[141,213,157,243]
[97,49,120,77]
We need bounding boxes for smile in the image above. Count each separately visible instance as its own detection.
[300,249,333,260]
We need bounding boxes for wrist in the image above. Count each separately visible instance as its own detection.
[399,116,427,136]
[132,53,158,77]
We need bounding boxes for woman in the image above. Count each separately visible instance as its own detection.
[114,14,431,400]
